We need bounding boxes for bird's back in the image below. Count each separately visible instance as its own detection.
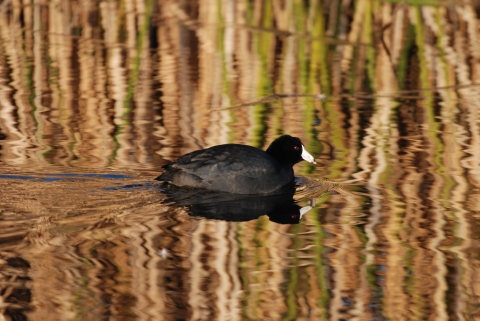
[156,144,295,194]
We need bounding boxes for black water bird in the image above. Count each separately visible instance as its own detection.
[155,135,316,194]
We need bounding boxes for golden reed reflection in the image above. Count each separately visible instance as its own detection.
[1,1,480,320]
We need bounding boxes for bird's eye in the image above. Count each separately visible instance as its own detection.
[291,214,297,219]
[294,146,299,151]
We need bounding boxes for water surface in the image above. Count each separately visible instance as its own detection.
[1,1,480,320]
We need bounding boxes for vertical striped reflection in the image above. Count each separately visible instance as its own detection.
[77,0,114,168]
[0,1,39,165]
[1,1,480,321]
[188,220,242,321]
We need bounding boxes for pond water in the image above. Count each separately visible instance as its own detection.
[1,1,480,320]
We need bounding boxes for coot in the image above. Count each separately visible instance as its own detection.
[155,135,316,194]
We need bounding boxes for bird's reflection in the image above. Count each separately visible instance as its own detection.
[163,187,313,224]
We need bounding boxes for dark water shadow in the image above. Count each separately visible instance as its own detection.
[162,186,314,224]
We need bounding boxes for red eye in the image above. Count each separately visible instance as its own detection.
[294,146,299,151]
[291,214,297,219]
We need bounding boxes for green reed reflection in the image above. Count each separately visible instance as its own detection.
[124,0,154,112]
[251,0,274,149]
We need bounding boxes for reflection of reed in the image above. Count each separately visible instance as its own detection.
[77,2,113,168]
[1,1,480,320]
[188,220,241,321]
